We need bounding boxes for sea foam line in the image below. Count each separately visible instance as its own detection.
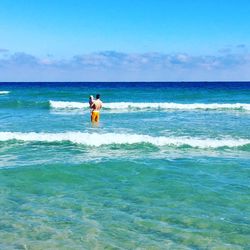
[0,132,249,148]
[49,101,250,111]
[0,91,10,95]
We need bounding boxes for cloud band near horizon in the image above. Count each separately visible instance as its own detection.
[0,48,249,81]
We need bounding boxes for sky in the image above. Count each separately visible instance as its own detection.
[0,0,250,81]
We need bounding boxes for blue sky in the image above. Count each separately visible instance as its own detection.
[0,0,250,81]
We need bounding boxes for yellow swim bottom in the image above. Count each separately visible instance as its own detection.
[91,111,100,122]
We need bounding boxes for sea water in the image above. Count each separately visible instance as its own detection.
[0,82,249,249]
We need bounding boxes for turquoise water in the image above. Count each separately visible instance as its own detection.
[0,82,250,249]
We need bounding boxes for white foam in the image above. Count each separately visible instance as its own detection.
[49,100,89,109]
[0,91,10,95]
[0,132,249,148]
[49,101,250,111]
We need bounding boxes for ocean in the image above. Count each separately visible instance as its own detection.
[0,82,249,249]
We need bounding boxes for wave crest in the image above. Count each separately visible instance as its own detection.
[50,101,89,109]
[49,101,250,111]
[0,91,10,95]
[0,132,249,149]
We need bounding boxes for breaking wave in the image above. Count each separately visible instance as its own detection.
[0,132,249,149]
[50,101,89,109]
[0,91,10,95]
[49,101,250,111]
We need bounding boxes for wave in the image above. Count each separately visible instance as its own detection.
[0,91,10,95]
[50,101,89,109]
[0,132,249,149]
[49,101,250,111]
[1,100,249,111]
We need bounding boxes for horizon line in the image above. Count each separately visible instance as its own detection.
[1,81,250,83]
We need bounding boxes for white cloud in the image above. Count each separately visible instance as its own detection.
[0,49,250,81]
